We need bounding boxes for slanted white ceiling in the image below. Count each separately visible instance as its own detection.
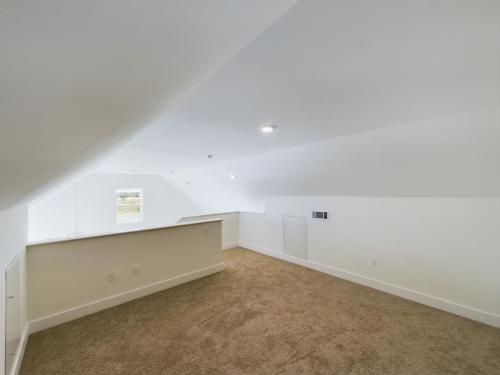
[98,0,499,175]
[162,111,500,213]
[0,0,298,210]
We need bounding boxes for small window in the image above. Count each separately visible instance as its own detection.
[116,189,143,224]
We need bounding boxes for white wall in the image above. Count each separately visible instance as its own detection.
[177,212,239,249]
[0,204,28,375]
[29,173,201,242]
[28,220,223,333]
[239,196,500,327]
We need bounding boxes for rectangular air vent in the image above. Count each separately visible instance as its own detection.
[312,211,328,220]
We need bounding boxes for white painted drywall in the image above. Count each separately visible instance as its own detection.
[5,255,21,375]
[0,0,298,210]
[29,173,200,242]
[28,184,77,242]
[162,111,500,213]
[27,220,223,331]
[0,204,28,375]
[98,0,499,176]
[239,196,500,325]
[177,212,239,248]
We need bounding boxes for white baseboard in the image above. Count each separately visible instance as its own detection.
[11,325,29,375]
[28,263,224,334]
[222,242,239,250]
[239,242,500,329]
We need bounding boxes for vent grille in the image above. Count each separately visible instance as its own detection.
[312,211,328,220]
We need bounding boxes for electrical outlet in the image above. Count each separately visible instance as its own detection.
[133,265,140,275]
[107,271,116,282]
[370,259,377,267]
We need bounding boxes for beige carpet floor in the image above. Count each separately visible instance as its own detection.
[21,247,500,374]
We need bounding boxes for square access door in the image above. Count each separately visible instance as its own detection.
[283,215,308,260]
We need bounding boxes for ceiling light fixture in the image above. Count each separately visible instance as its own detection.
[229,174,237,180]
[260,123,277,133]
[207,154,214,159]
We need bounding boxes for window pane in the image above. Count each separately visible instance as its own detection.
[116,189,143,224]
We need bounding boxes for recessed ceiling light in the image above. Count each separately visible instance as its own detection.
[260,123,277,133]
[207,154,214,159]
[229,174,237,180]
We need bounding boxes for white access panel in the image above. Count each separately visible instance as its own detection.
[283,215,308,260]
[5,254,21,375]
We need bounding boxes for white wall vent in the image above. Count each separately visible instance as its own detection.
[312,211,328,220]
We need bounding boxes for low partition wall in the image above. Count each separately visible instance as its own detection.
[27,219,223,333]
[177,212,240,249]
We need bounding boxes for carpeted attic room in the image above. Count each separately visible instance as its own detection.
[1,1,499,374]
